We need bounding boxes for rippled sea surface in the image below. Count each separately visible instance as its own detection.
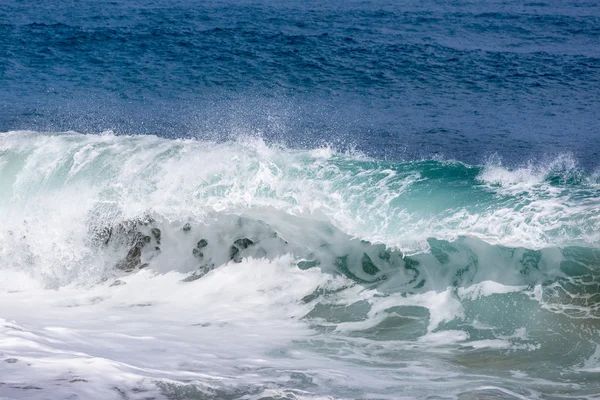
[2,0,599,165]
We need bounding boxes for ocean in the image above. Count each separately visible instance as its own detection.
[0,1,599,399]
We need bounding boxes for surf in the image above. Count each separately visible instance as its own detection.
[1,130,600,399]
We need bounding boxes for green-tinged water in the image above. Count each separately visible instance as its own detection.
[0,131,599,399]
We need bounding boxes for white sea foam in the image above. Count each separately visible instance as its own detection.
[1,131,598,259]
[0,131,599,399]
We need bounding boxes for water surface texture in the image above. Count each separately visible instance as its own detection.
[1,1,600,399]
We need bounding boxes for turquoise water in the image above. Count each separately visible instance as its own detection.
[0,132,599,399]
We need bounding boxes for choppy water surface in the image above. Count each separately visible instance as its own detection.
[1,0,599,166]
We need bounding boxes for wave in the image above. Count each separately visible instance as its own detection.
[0,130,599,278]
[1,131,600,398]
[1,130,599,311]
[1,130,598,250]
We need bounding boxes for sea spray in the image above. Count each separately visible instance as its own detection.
[1,131,599,399]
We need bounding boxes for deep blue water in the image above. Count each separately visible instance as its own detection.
[1,0,599,167]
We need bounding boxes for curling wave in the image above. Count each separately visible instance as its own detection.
[1,131,600,399]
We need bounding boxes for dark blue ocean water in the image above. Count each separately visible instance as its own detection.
[1,0,599,167]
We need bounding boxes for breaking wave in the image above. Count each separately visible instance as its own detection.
[1,130,600,399]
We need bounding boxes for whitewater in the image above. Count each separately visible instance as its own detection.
[0,130,599,399]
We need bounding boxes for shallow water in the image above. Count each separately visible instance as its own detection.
[0,132,599,399]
